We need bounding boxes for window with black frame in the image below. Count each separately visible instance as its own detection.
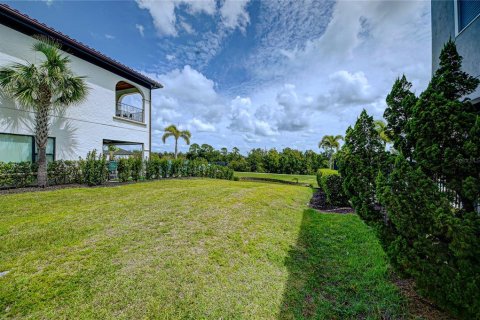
[0,133,55,163]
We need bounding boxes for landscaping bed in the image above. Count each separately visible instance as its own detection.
[309,188,353,214]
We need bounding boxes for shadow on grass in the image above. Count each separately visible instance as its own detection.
[278,209,407,319]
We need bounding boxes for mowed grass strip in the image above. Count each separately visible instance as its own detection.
[0,179,406,319]
[235,172,318,187]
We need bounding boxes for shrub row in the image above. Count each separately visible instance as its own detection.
[0,151,234,189]
[316,169,349,206]
[117,157,234,182]
[0,150,109,188]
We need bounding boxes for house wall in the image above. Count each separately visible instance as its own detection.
[0,24,152,160]
[432,0,480,101]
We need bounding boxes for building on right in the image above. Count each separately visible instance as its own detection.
[432,0,480,104]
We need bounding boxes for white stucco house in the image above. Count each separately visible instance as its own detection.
[0,4,162,163]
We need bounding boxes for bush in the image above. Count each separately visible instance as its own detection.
[376,156,480,317]
[48,160,81,185]
[0,153,234,189]
[129,156,143,181]
[337,41,480,318]
[117,158,131,182]
[316,169,348,206]
[321,174,349,206]
[82,150,108,186]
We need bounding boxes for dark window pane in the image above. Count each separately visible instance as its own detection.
[459,0,480,31]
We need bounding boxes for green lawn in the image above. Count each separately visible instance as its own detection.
[0,179,407,319]
[235,171,318,187]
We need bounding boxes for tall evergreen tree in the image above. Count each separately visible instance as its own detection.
[338,110,388,226]
[384,75,417,157]
[408,40,480,212]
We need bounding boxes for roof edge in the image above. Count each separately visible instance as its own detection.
[0,4,163,90]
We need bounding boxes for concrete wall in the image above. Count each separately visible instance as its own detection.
[432,0,480,101]
[0,24,152,160]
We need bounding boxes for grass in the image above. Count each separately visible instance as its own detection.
[0,179,407,319]
[235,171,318,187]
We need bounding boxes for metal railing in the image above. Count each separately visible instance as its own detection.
[116,102,144,123]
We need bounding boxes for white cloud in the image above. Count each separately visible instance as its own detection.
[143,0,432,152]
[104,34,115,40]
[228,96,277,137]
[220,0,251,32]
[188,118,216,132]
[157,65,218,106]
[136,0,216,36]
[135,24,145,37]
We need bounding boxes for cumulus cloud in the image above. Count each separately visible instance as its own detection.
[157,65,218,106]
[228,96,277,137]
[188,118,216,132]
[136,0,216,36]
[136,0,251,37]
[143,0,431,152]
[220,0,251,32]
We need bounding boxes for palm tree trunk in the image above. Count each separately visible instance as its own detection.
[35,105,49,187]
[174,138,178,159]
[37,147,47,187]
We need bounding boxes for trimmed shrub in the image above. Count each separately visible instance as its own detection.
[82,150,108,186]
[129,156,143,181]
[117,158,131,182]
[48,160,81,185]
[316,169,348,206]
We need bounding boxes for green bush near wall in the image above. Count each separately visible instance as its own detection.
[0,151,234,189]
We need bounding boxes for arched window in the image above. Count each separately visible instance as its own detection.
[115,81,144,123]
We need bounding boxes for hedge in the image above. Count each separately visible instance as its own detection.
[1,151,234,189]
[316,169,349,206]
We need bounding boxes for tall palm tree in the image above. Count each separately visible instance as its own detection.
[374,120,391,145]
[0,37,88,187]
[162,124,191,159]
[318,134,343,169]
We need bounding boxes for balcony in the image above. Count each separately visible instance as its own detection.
[116,102,144,123]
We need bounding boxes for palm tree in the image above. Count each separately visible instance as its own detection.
[318,134,343,169]
[374,120,391,145]
[162,124,191,159]
[0,37,88,187]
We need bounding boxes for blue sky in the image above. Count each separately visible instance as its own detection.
[6,0,432,154]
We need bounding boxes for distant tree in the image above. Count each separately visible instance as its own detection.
[187,143,201,160]
[162,124,191,159]
[319,134,343,169]
[264,148,280,173]
[0,37,88,187]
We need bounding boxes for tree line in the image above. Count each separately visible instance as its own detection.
[155,143,330,175]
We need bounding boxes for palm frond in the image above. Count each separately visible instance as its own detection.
[162,132,174,144]
[180,130,191,145]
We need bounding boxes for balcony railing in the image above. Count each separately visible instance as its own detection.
[116,102,144,123]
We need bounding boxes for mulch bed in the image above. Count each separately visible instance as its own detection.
[309,188,354,214]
